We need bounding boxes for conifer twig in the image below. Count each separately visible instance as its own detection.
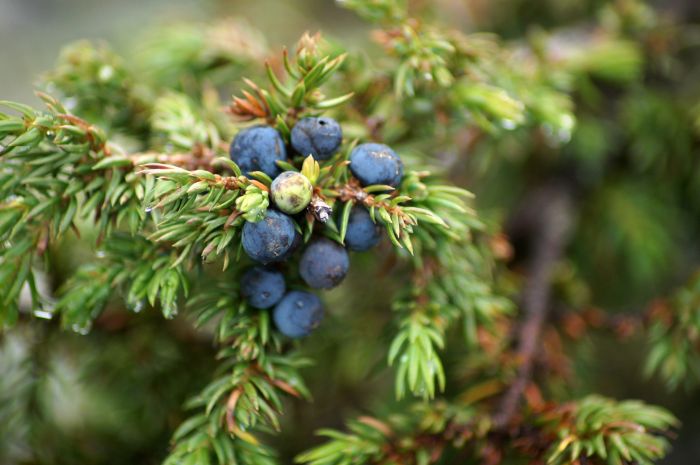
[494,182,574,428]
[129,146,218,171]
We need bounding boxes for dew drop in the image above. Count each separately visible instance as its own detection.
[71,323,91,335]
[542,122,573,146]
[33,309,54,320]
[163,303,179,319]
[556,128,572,144]
[98,65,114,81]
[500,119,517,130]
[128,299,145,313]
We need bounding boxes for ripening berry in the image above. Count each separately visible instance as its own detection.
[273,290,324,338]
[242,209,298,263]
[290,116,343,160]
[240,266,286,309]
[270,171,313,214]
[344,206,381,251]
[299,238,349,289]
[229,125,286,177]
[349,143,403,188]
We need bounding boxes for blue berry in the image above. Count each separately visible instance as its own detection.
[349,143,403,187]
[242,210,298,264]
[344,206,381,251]
[229,125,286,177]
[299,238,349,289]
[240,266,286,309]
[273,291,324,338]
[291,117,343,160]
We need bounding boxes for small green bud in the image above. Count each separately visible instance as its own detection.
[236,185,269,222]
[270,171,313,214]
[301,155,320,185]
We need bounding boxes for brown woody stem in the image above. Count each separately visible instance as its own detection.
[493,182,574,429]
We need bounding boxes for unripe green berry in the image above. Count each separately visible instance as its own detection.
[270,171,313,214]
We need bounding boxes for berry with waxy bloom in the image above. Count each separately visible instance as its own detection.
[273,291,324,338]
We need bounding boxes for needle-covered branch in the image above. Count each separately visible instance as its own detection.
[166,277,311,465]
[298,395,677,465]
[645,272,700,390]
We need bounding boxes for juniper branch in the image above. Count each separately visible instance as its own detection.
[645,272,700,389]
[165,279,311,465]
[494,182,574,428]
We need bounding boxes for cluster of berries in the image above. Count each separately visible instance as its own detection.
[229,116,404,338]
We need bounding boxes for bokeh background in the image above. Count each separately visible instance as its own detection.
[0,0,367,104]
[2,0,700,464]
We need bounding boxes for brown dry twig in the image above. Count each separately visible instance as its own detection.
[129,145,217,171]
[493,182,575,429]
